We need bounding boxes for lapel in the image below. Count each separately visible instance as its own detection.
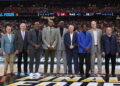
[33,30,37,40]
[6,34,10,43]
[20,30,27,41]
[47,26,51,36]
[68,32,74,43]
[11,34,13,43]
[67,33,71,42]
[58,28,64,40]
[24,31,27,40]
[20,31,24,41]
[58,28,61,40]
[97,29,99,40]
[91,30,94,42]
[91,29,99,43]
[6,34,13,43]
[63,28,67,38]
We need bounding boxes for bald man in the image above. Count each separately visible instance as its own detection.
[102,27,119,76]
[15,23,29,75]
[56,21,67,73]
[88,21,103,76]
[28,22,42,73]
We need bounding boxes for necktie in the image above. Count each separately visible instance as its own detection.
[22,31,25,40]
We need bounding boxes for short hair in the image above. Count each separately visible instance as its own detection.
[68,25,74,28]
[91,20,97,24]
[5,25,12,29]
[48,20,54,23]
[59,21,64,24]
[106,27,113,31]
[20,23,26,26]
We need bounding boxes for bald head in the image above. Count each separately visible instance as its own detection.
[106,27,113,35]
[34,22,40,30]
[59,21,64,28]
[91,21,97,29]
[20,23,26,31]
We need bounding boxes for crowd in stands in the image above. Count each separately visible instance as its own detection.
[1,3,120,13]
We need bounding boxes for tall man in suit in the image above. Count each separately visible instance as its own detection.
[56,21,67,73]
[88,21,103,76]
[64,25,79,74]
[15,23,28,75]
[42,20,58,73]
[77,24,92,77]
[1,25,15,76]
[102,27,119,76]
[28,22,42,73]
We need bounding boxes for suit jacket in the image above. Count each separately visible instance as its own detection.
[42,26,58,49]
[102,34,118,55]
[15,30,28,52]
[1,34,15,54]
[77,31,92,53]
[56,28,67,51]
[88,29,102,53]
[64,32,78,53]
[28,29,42,50]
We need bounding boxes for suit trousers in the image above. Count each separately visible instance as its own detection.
[66,51,79,74]
[44,49,56,73]
[78,53,91,75]
[56,50,67,73]
[17,50,28,73]
[91,45,102,73]
[4,53,15,73]
[105,54,116,75]
[29,49,41,73]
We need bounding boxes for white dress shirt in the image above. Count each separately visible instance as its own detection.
[93,30,98,45]
[70,33,73,45]
[21,31,25,40]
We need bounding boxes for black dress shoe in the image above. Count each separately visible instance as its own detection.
[86,73,90,77]
[105,74,109,77]
[112,74,116,77]
[17,72,21,76]
[81,74,84,77]
[24,72,28,76]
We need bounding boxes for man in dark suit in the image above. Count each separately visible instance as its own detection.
[15,23,28,75]
[28,22,42,73]
[64,25,79,74]
[102,27,119,76]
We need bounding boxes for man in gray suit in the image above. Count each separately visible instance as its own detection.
[28,22,42,73]
[56,21,67,73]
[42,20,58,73]
[88,21,103,76]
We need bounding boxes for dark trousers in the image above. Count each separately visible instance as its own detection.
[66,51,79,74]
[29,49,41,73]
[44,50,55,73]
[78,53,91,75]
[105,54,116,75]
[17,50,28,73]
